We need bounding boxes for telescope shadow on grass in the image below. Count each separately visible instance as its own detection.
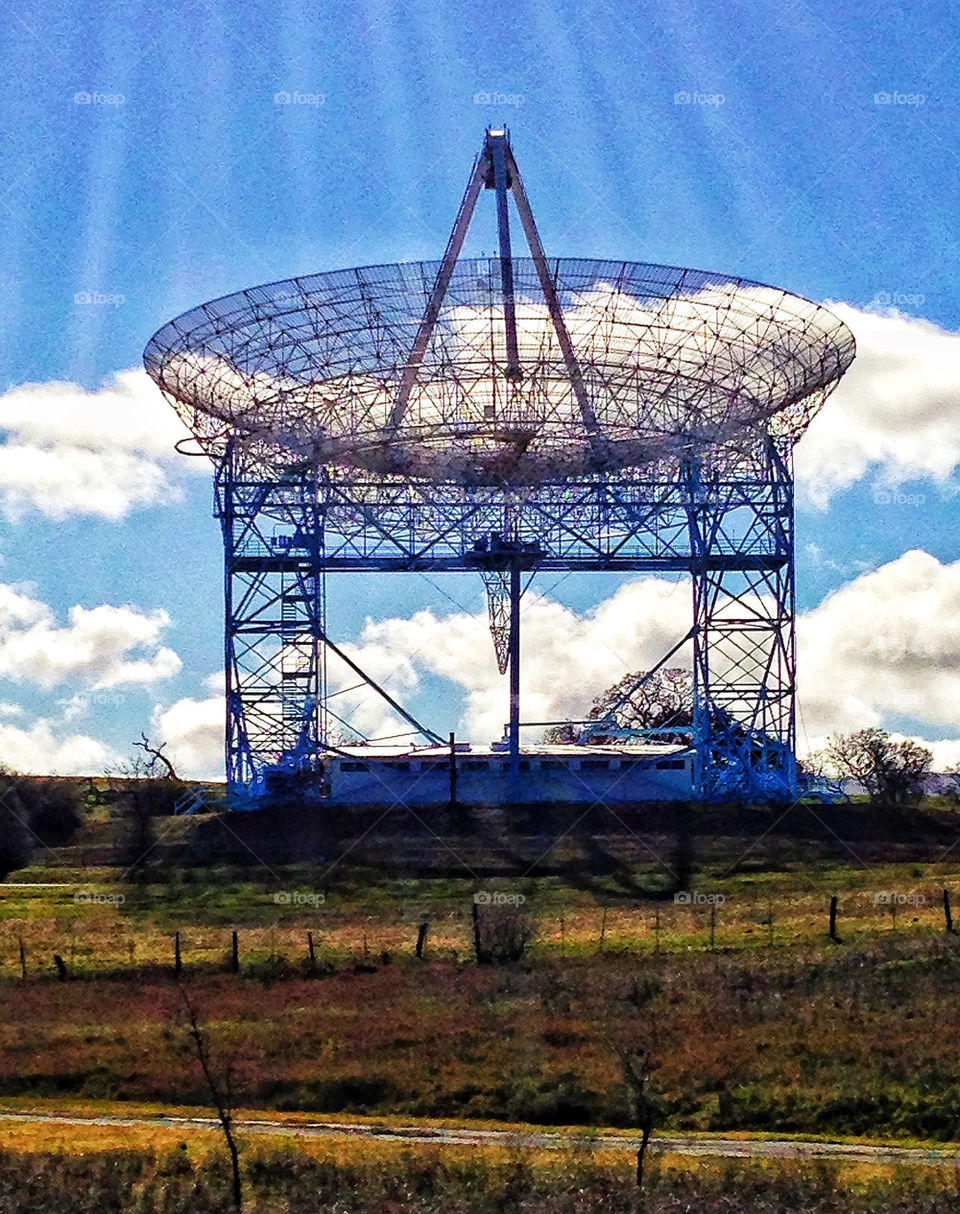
[450,799,698,901]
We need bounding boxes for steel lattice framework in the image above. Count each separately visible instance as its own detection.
[144,128,855,804]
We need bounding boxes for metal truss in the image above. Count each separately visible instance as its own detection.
[216,434,796,801]
[685,440,796,799]
[218,451,326,792]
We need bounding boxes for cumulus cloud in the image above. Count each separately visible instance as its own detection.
[148,582,690,777]
[797,304,960,506]
[2,301,954,523]
[0,715,116,775]
[329,577,691,745]
[0,368,199,520]
[797,549,960,748]
[0,583,181,689]
[152,673,223,780]
[129,550,960,779]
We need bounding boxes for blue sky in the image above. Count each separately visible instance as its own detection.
[2,0,960,774]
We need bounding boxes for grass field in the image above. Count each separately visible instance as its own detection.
[4,856,960,1138]
[3,1137,960,1212]
[3,795,960,1208]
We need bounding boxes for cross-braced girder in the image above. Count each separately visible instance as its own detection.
[216,434,798,801]
[685,440,796,799]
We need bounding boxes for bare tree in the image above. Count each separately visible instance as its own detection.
[134,732,179,780]
[107,736,189,880]
[543,667,693,744]
[179,983,243,1212]
[471,902,535,964]
[618,1047,661,1191]
[826,728,932,807]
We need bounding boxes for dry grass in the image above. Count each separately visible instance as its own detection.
[3,859,960,1145]
[3,931,960,1138]
[1,1138,959,1213]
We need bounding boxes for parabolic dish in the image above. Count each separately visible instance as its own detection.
[144,257,855,485]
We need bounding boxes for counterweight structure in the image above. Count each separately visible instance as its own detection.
[145,129,855,804]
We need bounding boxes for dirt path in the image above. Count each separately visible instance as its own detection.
[1,1110,958,1166]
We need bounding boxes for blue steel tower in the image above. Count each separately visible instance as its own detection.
[144,129,855,805]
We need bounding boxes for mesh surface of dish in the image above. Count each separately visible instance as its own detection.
[144,257,855,483]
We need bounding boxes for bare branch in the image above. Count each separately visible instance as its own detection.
[178,983,243,1211]
[133,732,179,781]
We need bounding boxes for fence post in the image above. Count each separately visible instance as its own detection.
[230,930,239,973]
[416,921,429,959]
[307,931,317,974]
[829,896,839,942]
[944,888,954,933]
[18,937,26,980]
[53,954,68,981]
[174,931,182,977]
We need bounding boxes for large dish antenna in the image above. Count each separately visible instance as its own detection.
[146,130,854,486]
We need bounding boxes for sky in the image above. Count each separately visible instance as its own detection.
[1,0,960,777]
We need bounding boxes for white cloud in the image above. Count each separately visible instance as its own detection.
[0,715,116,775]
[152,673,223,780]
[0,368,200,520]
[113,550,960,780]
[0,584,181,689]
[330,577,690,745]
[797,549,960,749]
[797,304,960,506]
[1,301,952,524]
[927,739,960,771]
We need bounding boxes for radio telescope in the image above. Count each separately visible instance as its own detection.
[145,128,854,804]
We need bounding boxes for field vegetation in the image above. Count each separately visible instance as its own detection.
[3,1141,960,1213]
[4,780,960,1208]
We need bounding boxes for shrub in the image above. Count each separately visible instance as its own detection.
[0,771,83,877]
[472,905,535,964]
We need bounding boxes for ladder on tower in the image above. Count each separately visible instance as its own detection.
[280,576,317,739]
